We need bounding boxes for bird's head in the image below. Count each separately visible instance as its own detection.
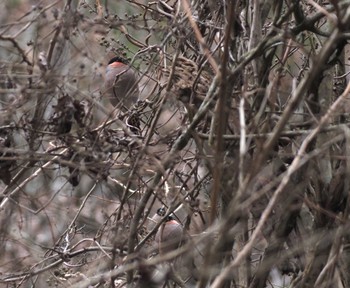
[108,56,129,67]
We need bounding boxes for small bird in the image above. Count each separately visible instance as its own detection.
[154,209,184,254]
[103,56,139,111]
[162,56,213,108]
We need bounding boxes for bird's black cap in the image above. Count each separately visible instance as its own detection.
[108,56,129,65]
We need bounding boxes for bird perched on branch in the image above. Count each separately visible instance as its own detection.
[103,56,139,111]
[163,56,213,108]
[154,208,184,254]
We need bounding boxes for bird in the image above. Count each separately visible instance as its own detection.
[154,209,184,254]
[103,56,139,111]
[162,56,213,108]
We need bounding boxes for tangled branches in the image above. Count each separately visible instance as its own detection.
[2,1,350,288]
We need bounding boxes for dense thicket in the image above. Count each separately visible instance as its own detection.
[1,1,350,287]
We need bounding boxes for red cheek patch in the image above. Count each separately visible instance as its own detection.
[109,61,125,68]
[167,220,180,225]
